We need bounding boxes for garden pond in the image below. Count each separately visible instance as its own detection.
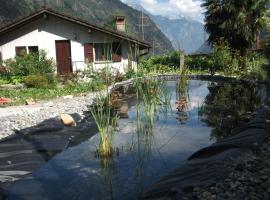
[2,79,267,200]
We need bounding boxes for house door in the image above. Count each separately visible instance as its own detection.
[55,40,72,75]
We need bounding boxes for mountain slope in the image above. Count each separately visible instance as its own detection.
[0,0,174,54]
[128,3,206,54]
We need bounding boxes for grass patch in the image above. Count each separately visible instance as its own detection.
[0,81,105,107]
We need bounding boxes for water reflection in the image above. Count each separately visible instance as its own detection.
[200,81,264,140]
[4,80,265,200]
[176,76,190,124]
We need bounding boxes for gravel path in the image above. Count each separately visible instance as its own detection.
[0,93,97,140]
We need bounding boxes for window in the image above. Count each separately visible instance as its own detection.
[84,43,94,63]
[15,46,27,57]
[112,42,122,62]
[94,43,112,62]
[28,46,39,54]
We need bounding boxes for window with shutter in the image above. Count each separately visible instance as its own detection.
[84,43,94,63]
[94,43,112,61]
[112,42,122,62]
[15,46,27,57]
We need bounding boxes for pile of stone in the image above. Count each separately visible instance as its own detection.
[0,93,96,140]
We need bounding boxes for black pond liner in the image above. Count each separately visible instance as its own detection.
[140,107,269,199]
[0,112,97,188]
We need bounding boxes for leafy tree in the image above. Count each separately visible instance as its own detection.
[203,0,269,56]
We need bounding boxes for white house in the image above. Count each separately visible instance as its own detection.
[0,9,151,75]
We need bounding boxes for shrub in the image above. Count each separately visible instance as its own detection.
[185,55,212,72]
[240,51,268,81]
[5,50,55,77]
[23,75,48,88]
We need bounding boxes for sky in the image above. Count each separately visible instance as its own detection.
[121,0,205,22]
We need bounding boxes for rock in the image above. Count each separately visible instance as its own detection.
[60,114,76,127]
[62,95,73,99]
[119,102,129,118]
[25,98,36,105]
[44,102,54,107]
[75,93,88,97]
[0,97,12,104]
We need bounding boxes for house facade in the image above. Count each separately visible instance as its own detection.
[0,9,151,75]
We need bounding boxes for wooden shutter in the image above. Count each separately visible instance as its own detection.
[112,42,122,62]
[15,46,27,57]
[84,43,94,62]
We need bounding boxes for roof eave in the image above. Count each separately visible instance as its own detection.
[0,9,152,49]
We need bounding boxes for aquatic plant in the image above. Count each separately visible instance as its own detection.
[90,94,119,158]
[89,42,119,158]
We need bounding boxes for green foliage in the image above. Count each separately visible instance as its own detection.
[263,14,270,59]
[124,66,137,79]
[138,51,183,75]
[5,50,55,77]
[210,42,240,75]
[23,75,49,88]
[241,51,269,81]
[202,0,269,55]
[0,81,104,106]
[89,94,118,158]
[202,81,262,140]
[185,55,212,72]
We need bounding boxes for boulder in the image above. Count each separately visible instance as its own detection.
[60,114,76,127]
[0,97,12,104]
[25,98,36,105]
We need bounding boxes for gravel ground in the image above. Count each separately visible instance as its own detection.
[183,135,270,200]
[0,93,97,140]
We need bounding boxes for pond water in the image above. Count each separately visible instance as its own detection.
[4,80,266,200]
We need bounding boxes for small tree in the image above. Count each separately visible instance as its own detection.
[203,0,269,56]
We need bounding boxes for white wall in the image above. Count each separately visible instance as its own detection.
[0,15,139,73]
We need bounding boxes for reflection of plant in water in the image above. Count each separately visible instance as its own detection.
[175,75,190,124]
[99,157,117,200]
[202,81,262,140]
[132,78,172,194]
[135,79,171,129]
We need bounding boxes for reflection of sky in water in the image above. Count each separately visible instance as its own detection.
[6,80,215,200]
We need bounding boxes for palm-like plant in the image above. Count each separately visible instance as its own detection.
[203,0,269,56]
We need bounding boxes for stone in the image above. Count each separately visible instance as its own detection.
[75,93,87,97]
[62,95,73,99]
[44,102,54,107]
[0,97,12,104]
[60,114,76,127]
[25,98,36,105]
[119,102,129,118]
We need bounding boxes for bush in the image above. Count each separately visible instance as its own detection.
[23,75,49,88]
[185,55,212,72]
[240,51,268,81]
[5,50,55,77]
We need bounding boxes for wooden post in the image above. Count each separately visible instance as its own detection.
[180,51,184,73]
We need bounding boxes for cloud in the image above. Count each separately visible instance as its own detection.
[122,0,204,22]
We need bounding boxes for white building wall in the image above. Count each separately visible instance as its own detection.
[0,15,139,73]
